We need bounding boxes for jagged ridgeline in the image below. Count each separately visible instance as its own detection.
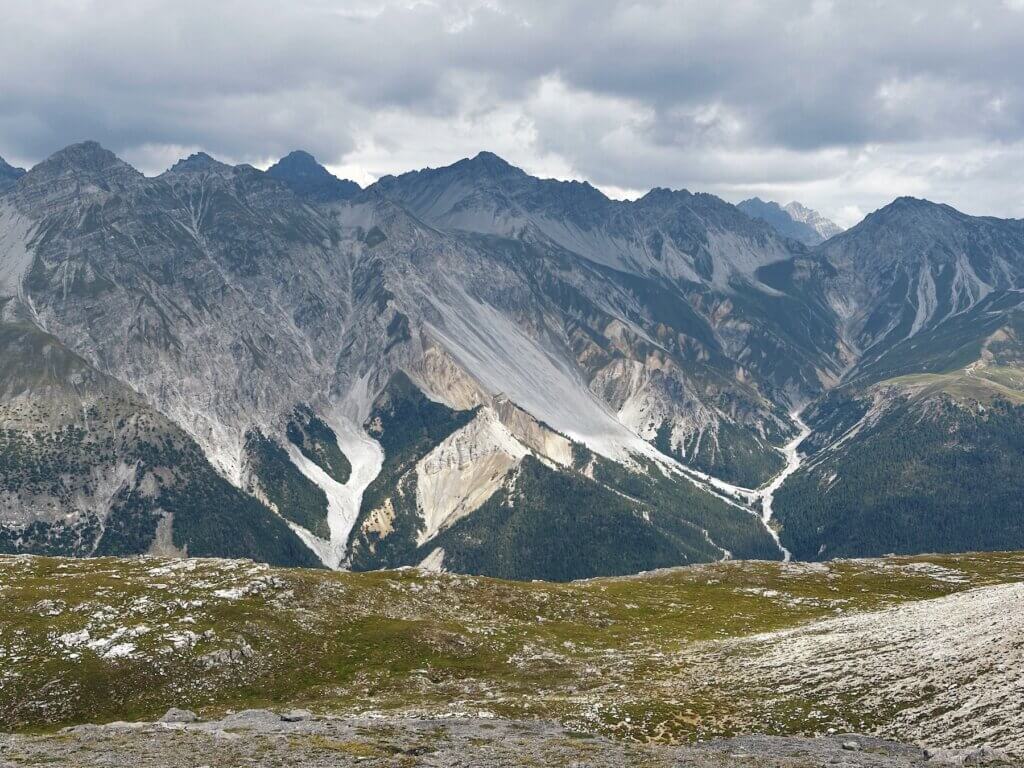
[1,141,1024,576]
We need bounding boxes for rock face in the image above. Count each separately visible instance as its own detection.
[1,142,1024,575]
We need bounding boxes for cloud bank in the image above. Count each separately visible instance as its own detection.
[3,0,1024,225]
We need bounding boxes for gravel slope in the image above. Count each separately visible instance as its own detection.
[1,712,1003,767]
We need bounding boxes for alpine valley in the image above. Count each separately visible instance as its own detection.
[2,141,1023,579]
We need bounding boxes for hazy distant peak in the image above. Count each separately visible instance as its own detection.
[737,197,842,245]
[783,201,843,241]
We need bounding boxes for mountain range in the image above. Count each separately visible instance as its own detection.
[1,141,1022,579]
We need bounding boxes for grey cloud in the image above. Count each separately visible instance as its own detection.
[2,1,1024,221]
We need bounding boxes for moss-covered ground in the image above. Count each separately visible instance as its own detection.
[2,551,1023,743]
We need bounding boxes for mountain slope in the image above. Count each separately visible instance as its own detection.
[812,197,1024,371]
[346,372,781,579]
[373,154,850,485]
[769,199,1024,560]
[0,142,810,576]
[776,314,1024,560]
[4,141,1024,574]
[0,320,320,565]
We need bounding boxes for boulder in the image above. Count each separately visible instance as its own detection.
[159,708,198,724]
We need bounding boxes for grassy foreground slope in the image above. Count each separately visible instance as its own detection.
[1,553,1023,754]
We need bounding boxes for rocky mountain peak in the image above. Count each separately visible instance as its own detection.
[826,197,996,266]
[165,151,232,175]
[270,150,322,174]
[877,195,942,214]
[850,197,965,236]
[265,150,360,202]
[43,140,109,163]
[402,151,526,189]
[462,150,519,176]
[889,195,934,208]
[12,141,143,210]
[27,141,141,183]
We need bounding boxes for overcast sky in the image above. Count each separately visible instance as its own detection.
[3,1,1024,226]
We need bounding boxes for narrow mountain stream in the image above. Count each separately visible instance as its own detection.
[759,411,811,562]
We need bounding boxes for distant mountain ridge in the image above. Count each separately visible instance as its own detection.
[1,141,1023,577]
[738,197,843,245]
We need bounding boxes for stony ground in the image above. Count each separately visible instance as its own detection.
[702,581,1024,754]
[0,710,1010,767]
[2,553,1023,762]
